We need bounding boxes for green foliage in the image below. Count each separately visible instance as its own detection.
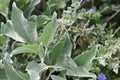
[36,15,51,29]
[74,45,98,70]
[0,68,7,80]
[97,38,120,74]
[2,2,38,43]
[0,0,9,17]
[47,0,66,9]
[0,0,120,80]
[45,0,69,15]
[66,66,96,78]
[0,34,5,45]
[51,75,66,80]
[112,5,120,12]
[10,44,44,58]
[26,61,48,80]
[3,59,28,80]
[24,0,41,18]
[38,12,58,47]
[46,33,72,65]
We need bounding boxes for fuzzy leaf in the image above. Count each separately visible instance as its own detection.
[38,12,58,46]
[66,66,96,80]
[26,61,48,80]
[24,0,41,18]
[46,33,72,65]
[10,44,44,58]
[0,68,7,80]
[0,0,9,17]
[60,56,96,79]
[0,34,5,45]
[47,0,66,9]
[51,75,66,80]
[3,60,27,80]
[74,45,98,70]
[11,2,38,43]
[1,21,26,43]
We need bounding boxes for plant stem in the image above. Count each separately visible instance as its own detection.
[46,69,55,80]
[113,26,120,37]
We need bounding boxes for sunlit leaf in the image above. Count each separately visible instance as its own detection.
[10,44,44,58]
[66,66,96,80]
[11,2,38,43]
[1,21,26,43]
[59,57,96,79]
[60,56,96,79]
[60,56,77,68]
[26,61,48,80]
[51,75,66,80]
[1,2,38,43]
[47,0,66,9]
[38,12,58,46]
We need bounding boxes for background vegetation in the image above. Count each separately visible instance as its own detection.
[0,0,120,80]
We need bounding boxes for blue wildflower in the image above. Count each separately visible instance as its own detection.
[88,8,95,14]
[97,73,107,80]
[86,0,91,2]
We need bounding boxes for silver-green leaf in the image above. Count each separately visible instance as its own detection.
[38,12,58,46]
[10,44,44,58]
[24,0,41,18]
[51,75,66,80]
[11,2,38,43]
[46,33,72,65]
[74,45,98,70]
[3,59,27,80]
[26,61,48,80]
[0,0,9,18]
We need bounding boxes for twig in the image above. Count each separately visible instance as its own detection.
[106,11,119,22]
[83,20,90,29]
[46,69,55,80]
[80,0,83,4]
[113,26,120,37]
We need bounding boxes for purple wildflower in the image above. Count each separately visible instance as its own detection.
[97,73,107,80]
[88,8,95,14]
[86,0,91,2]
